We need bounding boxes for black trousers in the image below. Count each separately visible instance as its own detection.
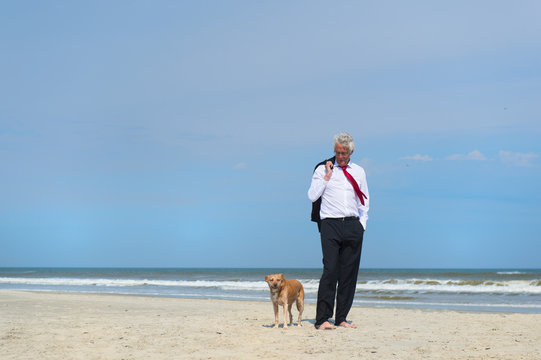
[315,218,364,327]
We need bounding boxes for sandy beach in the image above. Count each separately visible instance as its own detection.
[1,290,539,360]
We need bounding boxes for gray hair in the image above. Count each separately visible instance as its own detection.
[333,132,355,153]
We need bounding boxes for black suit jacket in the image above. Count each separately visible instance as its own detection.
[311,156,336,232]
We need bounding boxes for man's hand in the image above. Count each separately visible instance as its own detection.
[324,161,333,181]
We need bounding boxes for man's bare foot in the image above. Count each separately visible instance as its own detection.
[316,321,336,330]
[338,321,357,328]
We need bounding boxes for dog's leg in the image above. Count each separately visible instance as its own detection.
[296,299,304,326]
[287,302,294,326]
[297,288,305,326]
[282,303,288,329]
[273,302,279,328]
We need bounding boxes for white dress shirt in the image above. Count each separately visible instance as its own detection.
[308,161,369,230]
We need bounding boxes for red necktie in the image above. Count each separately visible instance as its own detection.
[340,166,367,206]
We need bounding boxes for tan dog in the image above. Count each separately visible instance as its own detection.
[264,273,304,329]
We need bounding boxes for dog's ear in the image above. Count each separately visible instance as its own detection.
[279,273,284,279]
[265,275,269,282]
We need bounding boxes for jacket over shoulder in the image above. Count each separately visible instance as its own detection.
[310,156,335,232]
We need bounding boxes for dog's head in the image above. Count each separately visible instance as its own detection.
[265,273,285,291]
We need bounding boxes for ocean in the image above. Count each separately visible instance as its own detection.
[1,268,540,313]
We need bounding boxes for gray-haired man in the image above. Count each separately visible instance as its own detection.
[308,132,369,330]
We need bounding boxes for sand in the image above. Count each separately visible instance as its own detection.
[1,290,540,360]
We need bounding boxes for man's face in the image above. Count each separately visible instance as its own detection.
[334,143,352,167]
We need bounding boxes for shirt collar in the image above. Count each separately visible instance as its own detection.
[335,161,351,169]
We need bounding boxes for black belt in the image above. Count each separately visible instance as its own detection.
[324,216,359,221]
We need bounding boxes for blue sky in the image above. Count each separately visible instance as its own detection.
[1,1,540,268]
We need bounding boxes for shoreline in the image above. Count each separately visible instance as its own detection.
[2,267,539,315]
[1,290,540,359]
[1,288,539,314]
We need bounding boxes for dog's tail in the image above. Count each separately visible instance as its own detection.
[297,285,304,309]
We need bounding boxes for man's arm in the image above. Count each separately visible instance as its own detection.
[308,161,333,202]
[357,167,369,229]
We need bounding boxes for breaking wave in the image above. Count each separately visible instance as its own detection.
[1,277,539,295]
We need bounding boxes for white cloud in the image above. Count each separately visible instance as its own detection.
[400,154,433,161]
[499,151,539,167]
[233,162,247,169]
[445,150,487,161]
[359,157,373,168]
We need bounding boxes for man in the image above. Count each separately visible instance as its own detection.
[308,132,369,330]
